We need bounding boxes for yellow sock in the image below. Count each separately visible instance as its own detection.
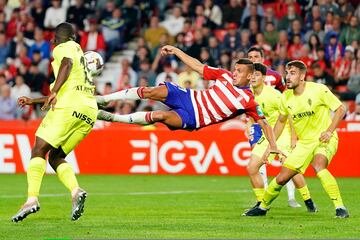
[298,185,311,201]
[56,163,79,192]
[317,169,344,208]
[260,179,283,209]
[253,188,265,202]
[27,157,46,197]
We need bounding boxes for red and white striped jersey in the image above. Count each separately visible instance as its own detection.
[265,69,286,92]
[189,66,264,129]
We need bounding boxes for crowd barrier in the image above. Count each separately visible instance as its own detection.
[0,120,359,177]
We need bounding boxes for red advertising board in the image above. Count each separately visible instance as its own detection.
[0,120,359,177]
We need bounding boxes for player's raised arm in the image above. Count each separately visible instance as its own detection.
[161,45,204,76]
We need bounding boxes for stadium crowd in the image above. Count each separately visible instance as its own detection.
[0,0,359,121]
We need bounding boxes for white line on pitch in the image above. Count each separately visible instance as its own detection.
[0,190,251,199]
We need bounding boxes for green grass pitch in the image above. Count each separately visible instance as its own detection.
[0,174,358,239]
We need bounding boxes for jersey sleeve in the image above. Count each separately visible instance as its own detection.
[52,43,75,64]
[245,99,265,121]
[278,93,289,116]
[319,84,342,111]
[203,65,232,81]
[275,75,286,92]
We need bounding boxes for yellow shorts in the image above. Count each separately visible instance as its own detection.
[283,135,338,174]
[36,106,97,154]
[252,134,292,163]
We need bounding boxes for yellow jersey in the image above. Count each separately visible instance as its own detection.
[279,82,342,140]
[253,85,291,141]
[51,40,97,109]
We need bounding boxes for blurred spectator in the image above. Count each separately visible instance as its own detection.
[174,32,187,53]
[312,62,336,90]
[261,7,278,31]
[238,29,251,52]
[199,47,215,66]
[208,36,221,66]
[304,5,322,31]
[319,0,339,22]
[308,34,322,60]
[337,0,353,22]
[44,0,67,30]
[264,22,279,48]
[161,5,185,37]
[194,4,207,29]
[203,0,222,28]
[6,8,20,39]
[118,73,132,90]
[243,4,262,30]
[304,20,325,44]
[32,50,50,77]
[98,0,116,20]
[181,19,194,48]
[155,63,178,86]
[186,29,206,60]
[288,34,303,60]
[249,19,260,44]
[137,60,156,87]
[223,23,240,53]
[345,94,360,121]
[66,0,92,30]
[339,16,360,47]
[23,18,36,41]
[180,0,194,18]
[28,28,51,60]
[0,31,9,68]
[0,0,12,22]
[254,32,271,56]
[30,0,46,29]
[24,63,48,97]
[0,84,17,120]
[11,74,30,99]
[178,65,200,89]
[289,19,304,41]
[8,31,29,59]
[241,0,263,25]
[222,0,243,26]
[316,47,332,72]
[334,45,356,86]
[117,58,137,89]
[325,32,343,65]
[80,19,106,60]
[121,0,141,41]
[101,8,126,61]
[144,16,168,50]
[132,46,151,72]
[278,4,302,31]
[219,51,231,70]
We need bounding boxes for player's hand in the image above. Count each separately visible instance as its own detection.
[41,92,57,111]
[319,131,332,143]
[18,96,32,107]
[160,45,177,56]
[261,146,287,163]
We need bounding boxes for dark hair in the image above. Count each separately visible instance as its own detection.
[254,62,267,75]
[55,22,76,41]
[286,60,307,73]
[246,46,264,57]
[235,58,254,72]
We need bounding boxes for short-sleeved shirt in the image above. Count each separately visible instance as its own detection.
[279,82,342,140]
[51,40,97,109]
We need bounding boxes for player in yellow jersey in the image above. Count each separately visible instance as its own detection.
[243,63,317,215]
[12,22,98,222]
[245,60,349,218]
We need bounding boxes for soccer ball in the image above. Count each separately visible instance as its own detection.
[84,51,104,76]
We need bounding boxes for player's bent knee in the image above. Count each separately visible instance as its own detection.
[276,175,289,186]
[246,164,259,175]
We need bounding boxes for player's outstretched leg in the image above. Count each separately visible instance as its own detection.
[96,86,168,106]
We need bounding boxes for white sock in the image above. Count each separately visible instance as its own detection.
[104,87,144,101]
[259,164,268,188]
[26,196,38,204]
[286,179,296,200]
[113,112,153,125]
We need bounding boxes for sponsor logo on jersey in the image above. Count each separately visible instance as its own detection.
[293,110,315,120]
[72,111,95,126]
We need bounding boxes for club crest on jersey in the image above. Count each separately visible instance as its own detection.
[308,98,312,106]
